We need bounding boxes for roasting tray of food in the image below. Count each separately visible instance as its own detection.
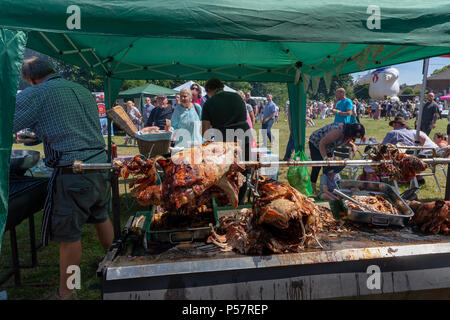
[336,180,414,227]
[134,198,220,244]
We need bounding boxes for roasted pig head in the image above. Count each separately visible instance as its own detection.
[156,142,245,211]
[255,177,322,235]
[116,142,245,212]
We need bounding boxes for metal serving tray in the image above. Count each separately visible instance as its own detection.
[135,198,219,244]
[336,180,414,227]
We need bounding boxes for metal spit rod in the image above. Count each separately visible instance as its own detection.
[71,158,450,172]
[242,158,450,167]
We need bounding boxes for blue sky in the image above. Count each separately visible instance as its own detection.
[351,57,450,85]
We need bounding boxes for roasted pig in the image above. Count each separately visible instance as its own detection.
[369,144,427,182]
[116,142,245,212]
[407,200,450,235]
[207,176,332,255]
[345,195,399,215]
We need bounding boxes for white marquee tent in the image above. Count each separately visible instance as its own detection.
[173,80,236,95]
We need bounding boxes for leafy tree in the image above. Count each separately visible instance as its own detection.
[120,80,147,91]
[402,87,414,95]
[248,82,288,106]
[224,81,252,94]
[305,74,354,102]
[346,87,355,100]
[18,49,352,109]
[431,64,450,75]
[353,83,370,100]
[20,48,105,91]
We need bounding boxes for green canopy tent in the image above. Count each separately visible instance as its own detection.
[118,83,178,114]
[0,0,449,249]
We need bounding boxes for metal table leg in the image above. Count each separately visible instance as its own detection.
[446,164,450,201]
[1,215,57,287]
[28,215,37,267]
[111,170,121,239]
[9,228,21,286]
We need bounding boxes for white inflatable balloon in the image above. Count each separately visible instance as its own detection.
[356,67,400,100]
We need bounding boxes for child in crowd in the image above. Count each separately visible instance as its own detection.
[357,166,379,188]
[433,133,448,149]
[319,170,341,201]
[357,166,380,182]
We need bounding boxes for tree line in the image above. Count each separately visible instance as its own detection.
[20,49,356,107]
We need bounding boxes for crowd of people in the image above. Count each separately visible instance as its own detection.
[286,89,448,198]
[303,93,446,127]
[120,82,281,149]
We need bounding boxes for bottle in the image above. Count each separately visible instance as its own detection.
[111,143,118,160]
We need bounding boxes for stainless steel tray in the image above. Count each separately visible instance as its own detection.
[136,198,219,244]
[336,180,414,227]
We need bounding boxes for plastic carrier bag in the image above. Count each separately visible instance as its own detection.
[287,150,314,197]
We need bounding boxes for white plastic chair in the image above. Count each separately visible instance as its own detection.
[415,146,447,193]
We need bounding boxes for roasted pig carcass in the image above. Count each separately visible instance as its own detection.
[156,142,245,212]
[114,155,162,206]
[369,143,427,182]
[345,195,399,215]
[207,209,254,253]
[116,142,245,211]
[407,200,450,235]
[207,176,331,255]
[254,176,323,247]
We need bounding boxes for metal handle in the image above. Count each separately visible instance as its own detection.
[371,216,390,226]
[333,189,362,206]
[169,231,194,244]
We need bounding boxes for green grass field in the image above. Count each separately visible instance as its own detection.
[1,113,448,299]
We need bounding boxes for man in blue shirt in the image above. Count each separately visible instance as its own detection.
[381,116,437,150]
[262,94,277,147]
[332,88,353,123]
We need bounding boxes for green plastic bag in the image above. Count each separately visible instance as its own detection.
[287,150,314,197]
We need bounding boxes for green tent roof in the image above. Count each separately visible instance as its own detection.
[2,1,449,45]
[1,1,448,82]
[118,83,178,97]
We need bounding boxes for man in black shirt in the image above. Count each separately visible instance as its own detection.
[145,94,174,130]
[419,93,440,136]
[202,78,250,205]
[202,79,250,139]
[245,92,258,122]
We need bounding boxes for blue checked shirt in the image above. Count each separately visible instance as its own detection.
[13,74,106,165]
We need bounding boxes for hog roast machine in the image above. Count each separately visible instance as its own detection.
[67,158,450,299]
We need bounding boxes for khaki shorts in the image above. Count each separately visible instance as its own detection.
[51,171,111,243]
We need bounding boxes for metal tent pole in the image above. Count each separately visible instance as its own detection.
[412,58,430,191]
[415,58,429,144]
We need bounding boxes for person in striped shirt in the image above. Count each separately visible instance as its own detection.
[13,57,113,300]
